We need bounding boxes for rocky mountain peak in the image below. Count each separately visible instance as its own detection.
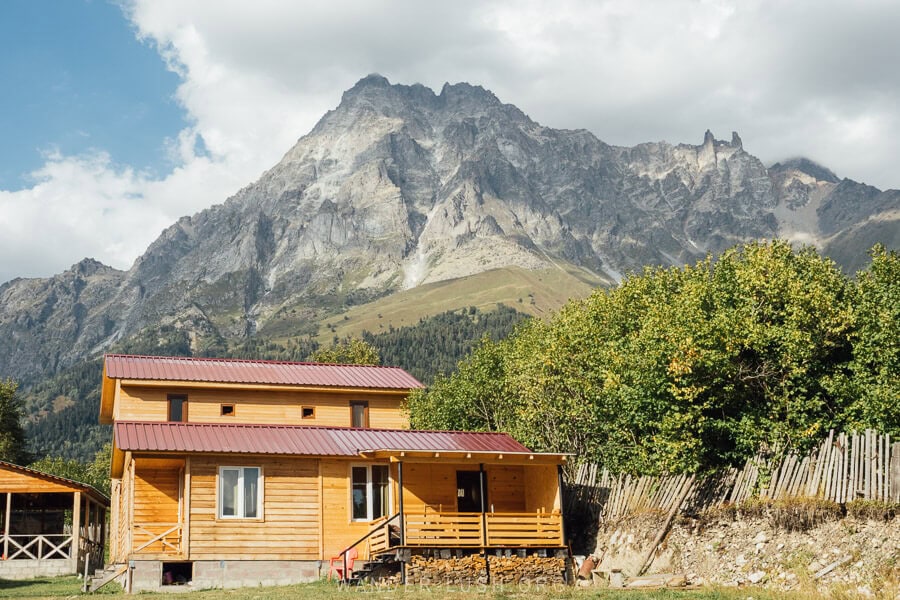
[770,158,840,184]
[0,77,896,383]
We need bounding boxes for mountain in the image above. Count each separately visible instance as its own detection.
[2,74,898,386]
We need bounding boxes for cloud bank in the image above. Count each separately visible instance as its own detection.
[3,0,899,284]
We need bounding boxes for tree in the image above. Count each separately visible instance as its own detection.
[0,379,30,464]
[310,338,380,365]
[409,241,867,475]
[843,245,900,435]
[408,335,516,432]
[29,442,111,496]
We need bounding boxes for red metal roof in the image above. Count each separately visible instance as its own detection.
[114,421,533,456]
[104,354,423,390]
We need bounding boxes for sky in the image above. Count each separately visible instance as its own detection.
[1,0,899,285]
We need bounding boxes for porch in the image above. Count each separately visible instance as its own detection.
[366,509,564,554]
[0,463,108,580]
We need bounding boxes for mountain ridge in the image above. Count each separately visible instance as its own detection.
[1,75,898,384]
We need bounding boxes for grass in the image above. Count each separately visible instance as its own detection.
[316,265,605,343]
[0,577,846,600]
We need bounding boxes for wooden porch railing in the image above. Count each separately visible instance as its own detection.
[2,534,72,560]
[401,511,564,548]
[131,523,182,555]
[366,514,397,555]
[404,511,483,546]
[485,512,563,546]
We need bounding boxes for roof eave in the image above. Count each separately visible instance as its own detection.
[361,449,571,465]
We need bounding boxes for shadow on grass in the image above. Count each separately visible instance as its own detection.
[0,575,84,597]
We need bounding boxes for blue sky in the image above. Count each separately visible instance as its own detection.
[1,0,899,285]
[0,0,185,190]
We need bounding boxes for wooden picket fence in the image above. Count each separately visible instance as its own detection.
[568,430,900,524]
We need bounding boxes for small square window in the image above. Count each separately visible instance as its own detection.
[221,404,235,417]
[301,407,315,419]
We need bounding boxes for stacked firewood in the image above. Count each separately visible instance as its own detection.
[405,554,565,585]
[488,555,566,584]
[407,554,488,585]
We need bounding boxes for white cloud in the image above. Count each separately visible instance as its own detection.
[2,0,899,284]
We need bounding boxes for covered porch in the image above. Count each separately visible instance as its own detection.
[345,449,568,580]
[0,461,108,580]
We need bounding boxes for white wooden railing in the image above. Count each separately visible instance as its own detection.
[2,534,73,560]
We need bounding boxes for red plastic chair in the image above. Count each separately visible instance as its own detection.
[328,547,357,581]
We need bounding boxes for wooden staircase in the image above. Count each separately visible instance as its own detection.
[84,563,127,593]
[348,553,401,585]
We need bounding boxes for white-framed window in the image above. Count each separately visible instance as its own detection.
[350,464,390,521]
[218,466,262,519]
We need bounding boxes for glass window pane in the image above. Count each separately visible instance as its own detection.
[351,467,368,520]
[372,466,389,518]
[169,398,183,422]
[243,468,259,518]
[351,403,367,428]
[221,469,238,517]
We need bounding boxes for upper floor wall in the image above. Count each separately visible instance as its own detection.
[100,354,423,428]
[113,383,409,429]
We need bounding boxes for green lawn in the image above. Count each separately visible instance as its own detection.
[0,577,832,600]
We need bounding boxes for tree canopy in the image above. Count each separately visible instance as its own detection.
[29,443,112,496]
[310,338,381,365]
[0,379,30,464]
[408,241,899,475]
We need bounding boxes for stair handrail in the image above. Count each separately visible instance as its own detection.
[336,512,400,583]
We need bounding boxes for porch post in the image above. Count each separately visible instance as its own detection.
[397,461,405,545]
[479,464,490,584]
[397,460,405,585]
[556,465,566,546]
[478,464,487,544]
[72,492,82,564]
[3,492,10,559]
[99,506,106,566]
[183,457,191,558]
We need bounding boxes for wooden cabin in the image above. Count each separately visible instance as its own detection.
[100,354,567,591]
[0,461,108,580]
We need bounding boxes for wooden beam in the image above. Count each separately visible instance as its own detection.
[117,378,411,397]
[317,459,324,560]
[3,492,10,559]
[183,457,192,559]
[72,491,82,567]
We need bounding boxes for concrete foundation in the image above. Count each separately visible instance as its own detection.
[126,559,322,592]
[0,558,77,580]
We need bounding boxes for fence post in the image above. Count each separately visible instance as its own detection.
[891,442,900,503]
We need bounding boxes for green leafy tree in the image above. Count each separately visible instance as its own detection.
[843,245,900,434]
[408,335,516,432]
[310,338,380,365]
[0,379,30,464]
[29,442,111,496]
[410,241,868,475]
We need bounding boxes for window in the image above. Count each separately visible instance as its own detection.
[350,401,369,428]
[168,395,187,422]
[218,467,261,519]
[351,465,389,521]
[221,404,235,417]
[301,406,315,419]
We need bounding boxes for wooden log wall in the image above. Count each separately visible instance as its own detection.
[571,429,899,524]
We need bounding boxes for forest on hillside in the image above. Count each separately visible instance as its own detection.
[19,305,526,461]
[409,242,899,476]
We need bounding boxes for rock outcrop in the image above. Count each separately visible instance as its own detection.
[1,75,897,381]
